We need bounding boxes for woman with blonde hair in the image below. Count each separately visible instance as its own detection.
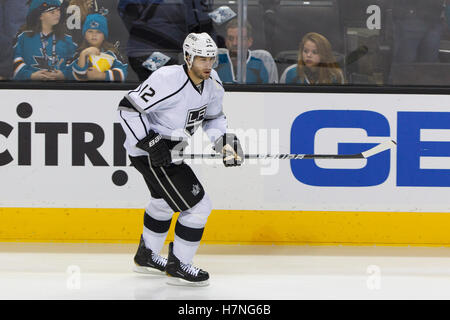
[281,32,344,84]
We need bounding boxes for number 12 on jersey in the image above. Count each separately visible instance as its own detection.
[139,84,156,103]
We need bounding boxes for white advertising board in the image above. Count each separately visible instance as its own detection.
[1,90,450,212]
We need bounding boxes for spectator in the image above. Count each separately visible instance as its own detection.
[65,0,128,56]
[392,0,445,64]
[117,0,187,80]
[71,13,128,81]
[0,0,28,80]
[13,0,77,81]
[118,0,218,81]
[215,19,278,84]
[389,0,446,83]
[65,0,95,45]
[185,0,217,39]
[280,32,344,85]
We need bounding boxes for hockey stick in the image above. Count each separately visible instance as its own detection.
[175,140,396,160]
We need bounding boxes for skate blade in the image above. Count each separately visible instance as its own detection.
[166,276,210,287]
[133,265,165,275]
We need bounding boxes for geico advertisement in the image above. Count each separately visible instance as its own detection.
[1,90,450,212]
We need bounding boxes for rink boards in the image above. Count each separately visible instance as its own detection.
[1,89,450,245]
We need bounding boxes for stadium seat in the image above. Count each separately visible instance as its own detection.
[337,0,392,84]
[269,0,344,56]
[268,0,344,78]
[390,63,450,86]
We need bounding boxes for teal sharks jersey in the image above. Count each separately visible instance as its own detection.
[13,31,77,80]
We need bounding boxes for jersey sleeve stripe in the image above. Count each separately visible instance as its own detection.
[118,96,139,112]
[13,60,25,78]
[72,65,87,75]
[112,68,124,82]
[129,83,143,95]
[73,70,88,81]
[213,78,223,88]
[143,78,189,111]
[119,110,140,142]
[139,113,148,134]
[124,93,146,113]
[107,70,113,81]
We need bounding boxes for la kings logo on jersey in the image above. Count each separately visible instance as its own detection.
[184,105,207,136]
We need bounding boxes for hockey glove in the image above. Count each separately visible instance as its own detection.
[214,133,244,167]
[136,130,172,167]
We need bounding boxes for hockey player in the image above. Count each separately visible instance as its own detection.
[117,32,243,286]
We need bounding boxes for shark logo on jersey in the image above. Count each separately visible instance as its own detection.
[32,55,50,70]
[31,48,59,70]
[184,105,207,136]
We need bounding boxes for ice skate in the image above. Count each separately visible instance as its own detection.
[133,235,167,275]
[165,242,209,286]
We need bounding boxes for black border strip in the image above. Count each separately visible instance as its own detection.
[2,81,450,95]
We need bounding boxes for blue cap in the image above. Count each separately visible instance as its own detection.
[82,14,109,39]
[28,0,61,16]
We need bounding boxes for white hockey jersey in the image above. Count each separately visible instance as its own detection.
[118,64,227,157]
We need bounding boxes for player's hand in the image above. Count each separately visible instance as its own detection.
[214,133,244,167]
[136,130,172,167]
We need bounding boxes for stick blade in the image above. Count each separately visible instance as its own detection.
[361,140,396,159]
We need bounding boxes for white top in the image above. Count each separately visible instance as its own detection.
[118,64,227,157]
